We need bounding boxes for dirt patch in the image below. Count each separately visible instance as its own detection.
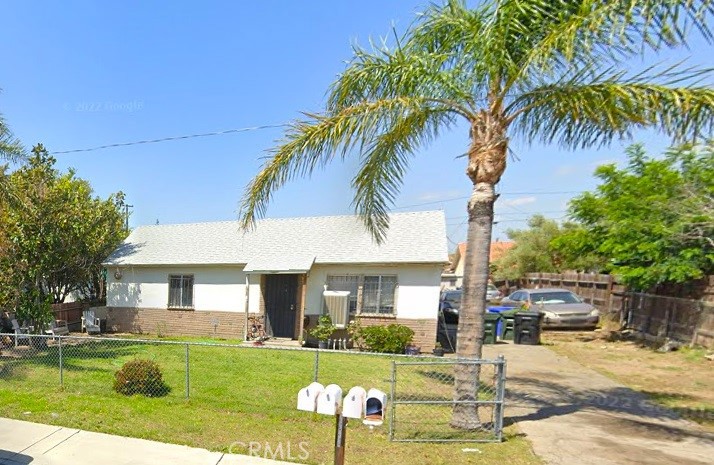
[543,330,714,431]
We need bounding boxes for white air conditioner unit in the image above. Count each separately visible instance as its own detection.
[323,290,350,329]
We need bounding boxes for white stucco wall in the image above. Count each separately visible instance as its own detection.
[305,264,441,320]
[106,266,260,313]
[107,263,440,319]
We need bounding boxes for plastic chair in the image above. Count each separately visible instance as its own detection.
[11,319,30,347]
[82,310,101,335]
[44,319,70,338]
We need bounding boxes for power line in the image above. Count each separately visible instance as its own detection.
[393,191,581,210]
[499,191,581,196]
[52,124,287,154]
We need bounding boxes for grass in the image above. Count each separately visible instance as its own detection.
[544,330,714,431]
[0,337,541,465]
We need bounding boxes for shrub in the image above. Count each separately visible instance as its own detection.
[309,315,336,341]
[359,324,414,354]
[113,359,169,397]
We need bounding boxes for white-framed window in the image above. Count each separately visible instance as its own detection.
[168,275,194,309]
[325,274,397,315]
[362,275,397,314]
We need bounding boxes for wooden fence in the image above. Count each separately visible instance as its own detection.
[51,302,86,332]
[621,293,714,348]
[522,272,714,348]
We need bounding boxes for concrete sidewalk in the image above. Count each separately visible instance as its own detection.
[484,343,714,465]
[0,417,293,465]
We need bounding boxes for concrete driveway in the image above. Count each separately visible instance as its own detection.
[0,417,292,465]
[483,343,714,465]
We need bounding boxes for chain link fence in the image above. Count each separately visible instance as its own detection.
[1,333,504,443]
[389,358,506,442]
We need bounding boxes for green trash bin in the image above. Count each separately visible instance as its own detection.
[500,308,519,341]
[484,313,501,344]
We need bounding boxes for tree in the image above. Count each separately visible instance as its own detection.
[555,142,714,290]
[492,215,604,279]
[0,111,25,201]
[0,112,23,162]
[0,144,127,325]
[239,1,714,428]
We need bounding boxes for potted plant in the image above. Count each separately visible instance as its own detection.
[309,315,336,349]
[432,342,445,357]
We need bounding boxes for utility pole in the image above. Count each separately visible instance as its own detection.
[124,203,133,232]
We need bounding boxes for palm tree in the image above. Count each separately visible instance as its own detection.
[0,112,25,201]
[240,0,714,429]
[0,112,23,160]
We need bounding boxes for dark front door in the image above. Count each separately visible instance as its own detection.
[264,274,299,338]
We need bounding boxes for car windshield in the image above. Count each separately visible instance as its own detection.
[487,284,497,291]
[443,291,462,307]
[529,291,581,304]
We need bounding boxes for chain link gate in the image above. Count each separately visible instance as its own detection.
[389,356,506,442]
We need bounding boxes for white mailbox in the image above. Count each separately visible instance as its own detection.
[342,386,366,419]
[364,388,387,426]
[297,382,325,412]
[316,384,343,415]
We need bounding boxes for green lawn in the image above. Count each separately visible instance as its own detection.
[0,337,540,465]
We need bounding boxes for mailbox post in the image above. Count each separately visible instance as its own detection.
[297,383,387,465]
[334,413,347,465]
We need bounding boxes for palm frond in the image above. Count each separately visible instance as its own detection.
[239,97,457,236]
[406,0,493,97]
[328,37,476,118]
[0,113,25,163]
[509,64,714,149]
[506,0,714,83]
[352,108,455,241]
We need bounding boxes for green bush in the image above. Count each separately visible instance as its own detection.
[359,324,414,354]
[113,359,169,397]
[309,314,336,341]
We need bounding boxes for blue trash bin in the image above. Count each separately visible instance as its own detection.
[488,306,518,340]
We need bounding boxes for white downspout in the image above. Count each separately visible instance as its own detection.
[244,273,250,341]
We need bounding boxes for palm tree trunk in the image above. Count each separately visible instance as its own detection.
[451,111,506,429]
[450,181,496,429]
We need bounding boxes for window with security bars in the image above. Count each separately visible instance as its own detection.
[362,275,397,314]
[326,275,359,313]
[326,274,397,315]
[168,275,194,309]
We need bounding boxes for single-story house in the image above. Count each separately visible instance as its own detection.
[441,240,515,289]
[103,210,448,351]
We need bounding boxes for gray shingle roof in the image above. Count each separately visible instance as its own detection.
[104,210,448,267]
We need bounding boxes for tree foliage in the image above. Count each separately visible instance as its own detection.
[492,215,605,279]
[554,142,714,290]
[0,144,128,318]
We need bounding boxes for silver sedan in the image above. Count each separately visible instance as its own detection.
[501,288,600,329]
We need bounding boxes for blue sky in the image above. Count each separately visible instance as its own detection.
[1,1,711,249]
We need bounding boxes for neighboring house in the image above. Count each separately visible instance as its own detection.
[441,243,467,289]
[440,240,514,289]
[103,211,448,351]
[489,240,515,263]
